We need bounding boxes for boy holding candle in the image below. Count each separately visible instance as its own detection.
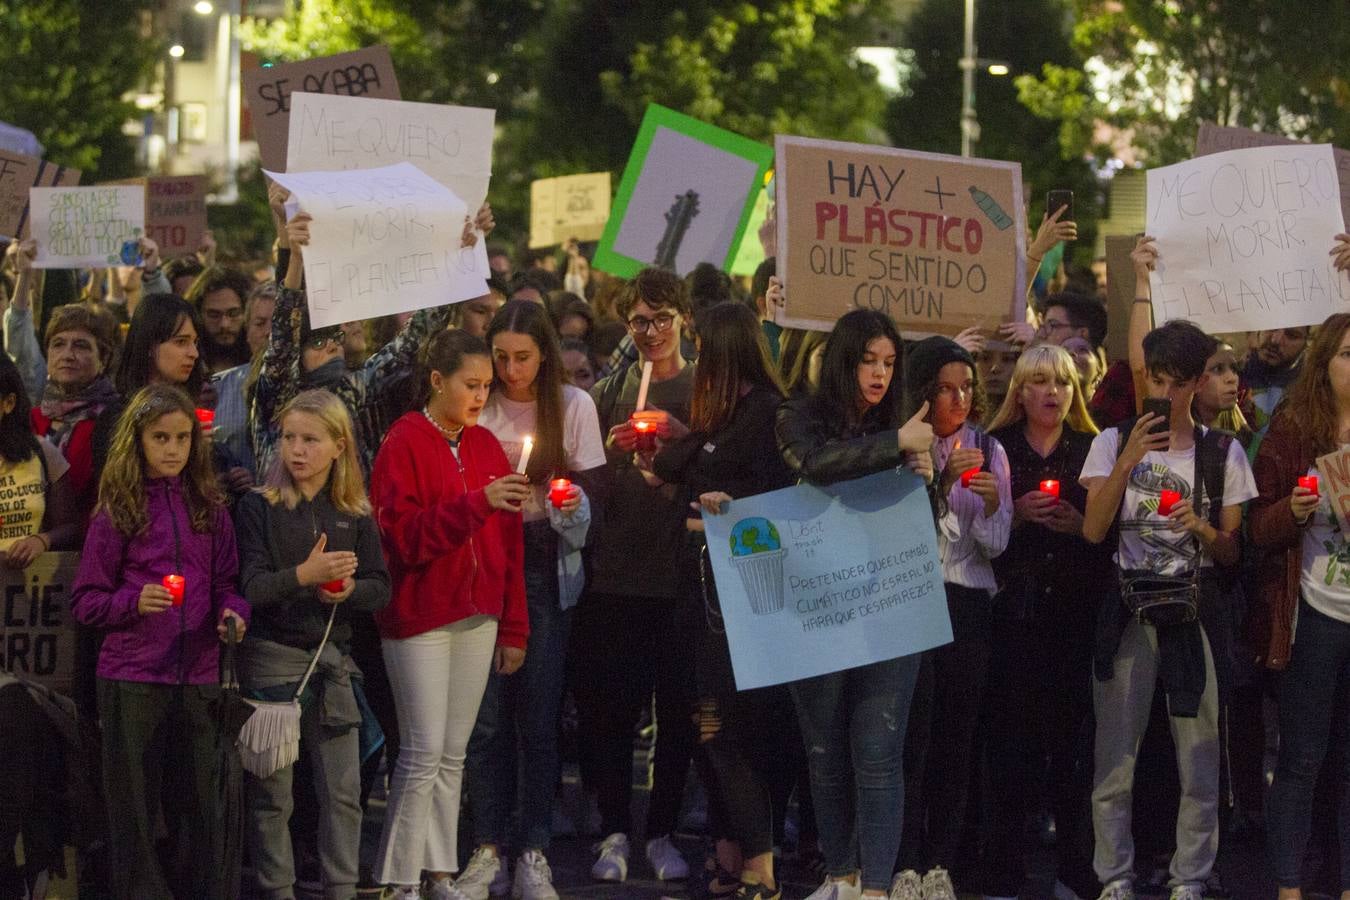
[1077,235,1257,900]
[575,267,698,884]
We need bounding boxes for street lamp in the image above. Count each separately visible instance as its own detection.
[958,0,1010,157]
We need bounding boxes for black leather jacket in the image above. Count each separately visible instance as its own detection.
[775,395,907,486]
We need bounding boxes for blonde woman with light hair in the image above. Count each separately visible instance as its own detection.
[979,345,1110,900]
[234,389,391,900]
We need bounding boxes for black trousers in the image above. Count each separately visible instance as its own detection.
[571,592,699,837]
[97,679,223,900]
[899,584,992,879]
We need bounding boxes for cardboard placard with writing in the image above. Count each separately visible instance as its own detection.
[775,135,1026,336]
[529,173,612,248]
[1317,447,1350,533]
[1104,234,1139,363]
[286,92,495,213]
[266,162,490,328]
[702,468,951,690]
[30,184,145,269]
[0,150,80,239]
[114,175,208,258]
[243,46,401,173]
[1197,122,1350,225]
[0,552,80,696]
[1147,143,1350,333]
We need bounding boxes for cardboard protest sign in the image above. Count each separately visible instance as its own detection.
[114,175,208,258]
[1146,143,1350,333]
[0,150,80,239]
[701,468,951,690]
[529,173,611,248]
[30,184,145,269]
[244,46,401,173]
[1317,447,1350,533]
[286,92,495,212]
[1104,234,1139,363]
[1197,122,1350,224]
[266,162,490,328]
[0,552,80,695]
[593,104,773,278]
[775,135,1026,336]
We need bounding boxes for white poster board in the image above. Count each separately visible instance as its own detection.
[286,92,495,212]
[266,163,490,328]
[30,184,144,269]
[1147,143,1350,332]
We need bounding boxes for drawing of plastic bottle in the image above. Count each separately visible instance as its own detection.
[968,186,1013,230]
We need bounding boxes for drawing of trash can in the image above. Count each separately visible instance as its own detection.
[728,517,788,615]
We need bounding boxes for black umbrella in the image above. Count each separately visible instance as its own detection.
[217,618,255,900]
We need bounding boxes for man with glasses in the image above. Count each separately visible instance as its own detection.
[186,265,254,373]
[575,267,699,886]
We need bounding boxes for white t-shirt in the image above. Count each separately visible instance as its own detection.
[1079,427,1257,576]
[479,384,607,522]
[1299,458,1350,624]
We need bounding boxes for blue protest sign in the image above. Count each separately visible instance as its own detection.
[702,467,951,690]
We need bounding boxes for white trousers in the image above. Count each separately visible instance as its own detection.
[373,616,498,885]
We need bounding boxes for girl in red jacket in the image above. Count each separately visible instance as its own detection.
[369,328,530,900]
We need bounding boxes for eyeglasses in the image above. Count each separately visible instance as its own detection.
[305,329,346,350]
[203,307,244,322]
[1038,318,1073,334]
[626,314,676,335]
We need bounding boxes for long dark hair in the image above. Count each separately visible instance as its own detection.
[486,300,567,482]
[690,303,784,434]
[0,354,40,465]
[416,328,490,408]
[116,293,206,398]
[813,309,905,431]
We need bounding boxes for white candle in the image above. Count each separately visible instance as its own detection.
[516,435,533,474]
[635,360,653,412]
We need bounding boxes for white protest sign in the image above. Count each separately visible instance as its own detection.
[286,92,495,212]
[1147,143,1350,332]
[266,163,490,328]
[29,184,145,269]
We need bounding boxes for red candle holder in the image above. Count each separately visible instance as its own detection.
[1040,479,1060,500]
[194,408,215,428]
[549,478,573,509]
[1299,475,1320,498]
[960,467,980,487]
[162,574,185,607]
[1158,489,1181,517]
[630,410,665,453]
[322,579,345,593]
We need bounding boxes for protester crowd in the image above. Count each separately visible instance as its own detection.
[4,174,1350,900]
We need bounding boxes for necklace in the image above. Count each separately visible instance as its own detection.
[422,407,464,442]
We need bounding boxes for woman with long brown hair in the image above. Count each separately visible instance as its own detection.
[1251,310,1350,898]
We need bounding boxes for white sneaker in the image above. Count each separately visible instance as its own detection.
[591,832,629,882]
[428,879,472,900]
[889,870,923,900]
[455,847,509,900]
[512,850,559,900]
[1096,880,1135,900]
[382,888,421,900]
[645,834,690,880]
[920,868,956,900]
[804,877,863,900]
[1167,885,1203,900]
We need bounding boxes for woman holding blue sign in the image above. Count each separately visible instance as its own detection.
[652,302,797,900]
[774,307,935,900]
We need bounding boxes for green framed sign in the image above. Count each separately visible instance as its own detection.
[592,104,774,278]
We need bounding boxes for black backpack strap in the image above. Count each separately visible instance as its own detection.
[1114,418,1138,462]
[595,370,627,432]
[1196,426,1231,529]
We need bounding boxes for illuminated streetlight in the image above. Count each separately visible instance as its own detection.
[169,44,185,58]
[193,0,214,13]
[987,63,1009,76]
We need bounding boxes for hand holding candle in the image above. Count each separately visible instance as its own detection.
[1299,475,1320,498]
[549,477,574,509]
[960,467,980,488]
[630,410,666,454]
[162,574,185,607]
[1040,479,1060,500]
[516,436,534,474]
[1158,489,1181,517]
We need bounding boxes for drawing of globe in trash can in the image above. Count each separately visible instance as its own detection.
[728,517,788,615]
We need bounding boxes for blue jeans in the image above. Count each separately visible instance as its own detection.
[465,522,572,852]
[1267,599,1350,889]
[790,653,921,893]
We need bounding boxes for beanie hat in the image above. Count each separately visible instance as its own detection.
[903,335,975,412]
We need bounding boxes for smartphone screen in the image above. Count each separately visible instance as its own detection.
[1047,189,1074,223]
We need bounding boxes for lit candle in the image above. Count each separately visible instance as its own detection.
[1158,489,1181,517]
[549,478,573,509]
[1299,475,1319,498]
[194,408,215,427]
[1040,479,1060,500]
[960,467,980,487]
[635,360,653,412]
[516,435,533,474]
[162,574,185,607]
[322,578,345,593]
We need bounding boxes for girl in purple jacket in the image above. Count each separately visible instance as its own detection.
[72,383,250,900]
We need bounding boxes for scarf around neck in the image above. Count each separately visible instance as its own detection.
[39,375,120,444]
